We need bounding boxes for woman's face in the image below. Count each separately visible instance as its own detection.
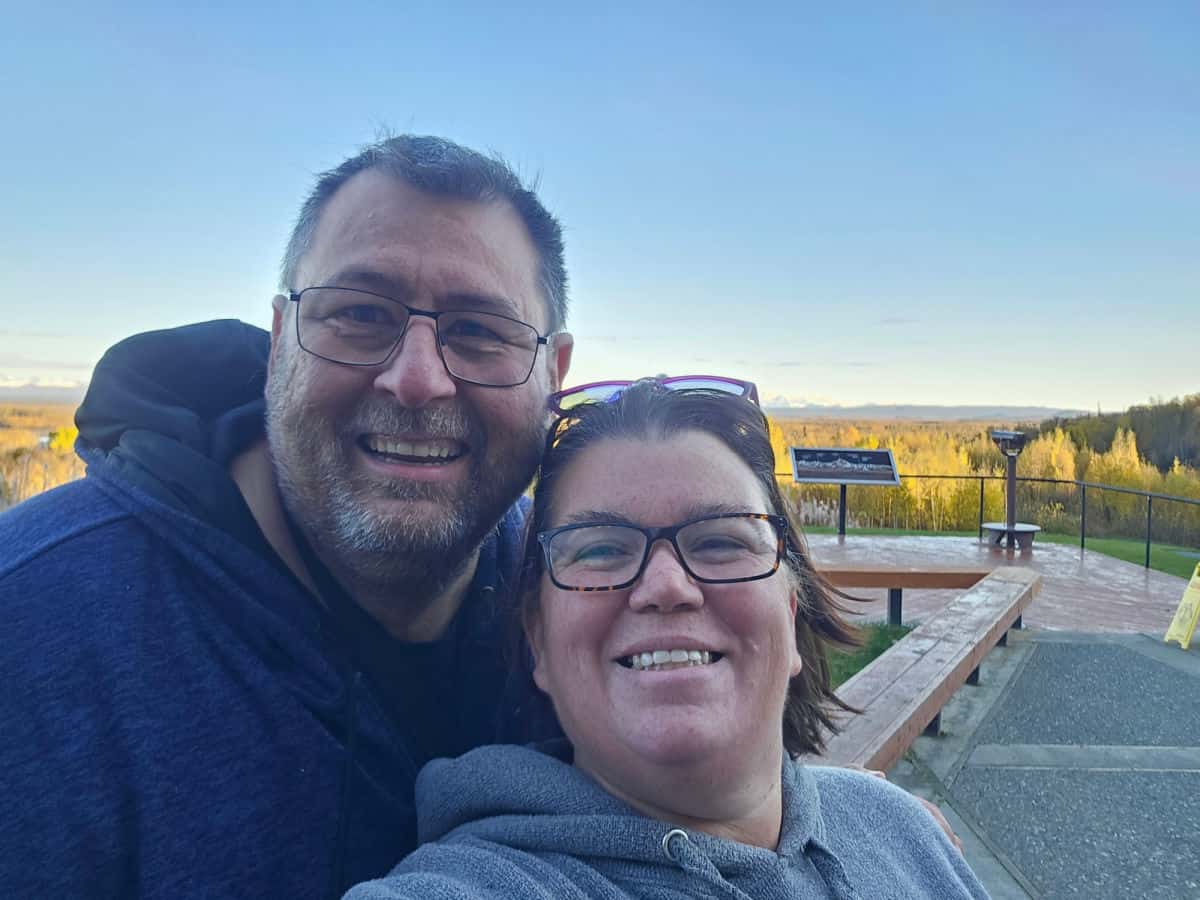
[529,430,804,785]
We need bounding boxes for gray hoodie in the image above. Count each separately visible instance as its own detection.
[345,741,988,899]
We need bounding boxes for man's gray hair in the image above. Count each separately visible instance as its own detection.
[280,134,568,331]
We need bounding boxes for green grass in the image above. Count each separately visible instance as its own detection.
[804,525,1199,580]
[828,623,912,688]
[1036,532,1199,580]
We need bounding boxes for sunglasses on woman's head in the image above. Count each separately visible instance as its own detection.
[548,375,760,417]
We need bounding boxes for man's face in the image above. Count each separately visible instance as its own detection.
[266,169,572,590]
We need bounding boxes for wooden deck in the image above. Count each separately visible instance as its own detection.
[808,533,1189,633]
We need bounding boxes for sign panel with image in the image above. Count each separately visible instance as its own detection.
[789,447,900,486]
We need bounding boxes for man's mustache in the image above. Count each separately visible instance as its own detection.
[343,401,474,443]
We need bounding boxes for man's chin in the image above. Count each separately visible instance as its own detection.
[337,496,468,555]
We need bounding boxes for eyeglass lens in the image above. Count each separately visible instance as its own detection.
[546,515,781,589]
[297,287,540,386]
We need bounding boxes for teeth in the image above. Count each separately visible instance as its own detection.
[366,436,460,459]
[625,649,716,670]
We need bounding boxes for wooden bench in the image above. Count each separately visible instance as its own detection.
[819,566,993,626]
[981,522,1041,549]
[812,567,1040,771]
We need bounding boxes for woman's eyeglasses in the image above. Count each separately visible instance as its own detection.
[538,512,787,592]
[548,375,759,416]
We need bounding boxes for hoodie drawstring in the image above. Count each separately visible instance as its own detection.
[660,829,754,900]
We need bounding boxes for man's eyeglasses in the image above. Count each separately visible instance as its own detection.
[538,512,787,592]
[288,286,551,387]
[548,376,759,416]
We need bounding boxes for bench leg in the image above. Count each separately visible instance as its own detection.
[967,665,981,685]
[888,588,903,627]
[923,712,942,737]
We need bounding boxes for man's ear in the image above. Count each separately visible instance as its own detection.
[269,295,288,378]
[549,331,573,392]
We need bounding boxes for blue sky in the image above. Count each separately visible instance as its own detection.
[1,3,1196,410]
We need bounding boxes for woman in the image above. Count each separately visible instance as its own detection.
[347,380,988,899]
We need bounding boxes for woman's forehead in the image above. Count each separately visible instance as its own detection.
[550,431,770,522]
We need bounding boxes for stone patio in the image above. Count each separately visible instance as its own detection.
[806,533,1190,633]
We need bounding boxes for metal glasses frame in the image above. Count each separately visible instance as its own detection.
[288,286,551,387]
[537,512,788,592]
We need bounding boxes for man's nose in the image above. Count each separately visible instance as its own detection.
[628,541,705,613]
[372,319,458,407]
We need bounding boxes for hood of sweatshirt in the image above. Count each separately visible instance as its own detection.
[75,318,274,554]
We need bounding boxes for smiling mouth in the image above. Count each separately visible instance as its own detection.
[361,435,466,465]
[618,649,724,672]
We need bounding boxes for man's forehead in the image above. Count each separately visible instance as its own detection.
[299,169,545,322]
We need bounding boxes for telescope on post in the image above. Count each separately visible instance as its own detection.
[990,429,1030,550]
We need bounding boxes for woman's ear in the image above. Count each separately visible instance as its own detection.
[526,614,549,692]
[789,589,804,678]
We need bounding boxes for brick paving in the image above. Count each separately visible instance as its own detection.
[805,533,1190,634]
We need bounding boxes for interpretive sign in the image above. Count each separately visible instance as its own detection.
[1164,562,1200,651]
[789,447,900,486]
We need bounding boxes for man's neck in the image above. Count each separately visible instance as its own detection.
[229,438,476,642]
[322,545,479,643]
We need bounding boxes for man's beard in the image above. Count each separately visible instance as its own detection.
[265,368,546,601]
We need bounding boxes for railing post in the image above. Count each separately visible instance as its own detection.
[838,484,847,537]
[978,477,984,540]
[1080,484,1087,550]
[1145,496,1153,569]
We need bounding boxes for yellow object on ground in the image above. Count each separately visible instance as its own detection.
[1164,562,1200,650]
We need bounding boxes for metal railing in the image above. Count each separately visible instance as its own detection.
[776,471,1200,569]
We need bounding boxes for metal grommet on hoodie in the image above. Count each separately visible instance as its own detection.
[661,828,691,862]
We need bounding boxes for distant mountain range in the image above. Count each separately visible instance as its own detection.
[0,383,88,405]
[764,402,1089,422]
[0,380,1089,423]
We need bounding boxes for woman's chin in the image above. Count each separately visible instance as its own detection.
[614,714,734,770]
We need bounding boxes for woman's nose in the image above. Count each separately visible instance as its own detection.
[628,541,705,613]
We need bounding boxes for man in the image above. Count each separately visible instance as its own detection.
[1,134,957,898]
[0,135,571,898]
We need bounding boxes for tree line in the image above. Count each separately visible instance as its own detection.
[769,408,1200,548]
[3,395,1198,548]
[0,405,82,509]
[1039,393,1200,473]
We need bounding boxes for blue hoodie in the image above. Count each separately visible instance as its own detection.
[0,321,556,899]
[346,742,990,900]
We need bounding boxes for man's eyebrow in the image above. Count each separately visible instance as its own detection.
[325,268,411,298]
[315,273,525,320]
[443,291,523,319]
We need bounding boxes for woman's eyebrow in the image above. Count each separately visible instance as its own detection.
[559,509,636,527]
[557,502,755,528]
